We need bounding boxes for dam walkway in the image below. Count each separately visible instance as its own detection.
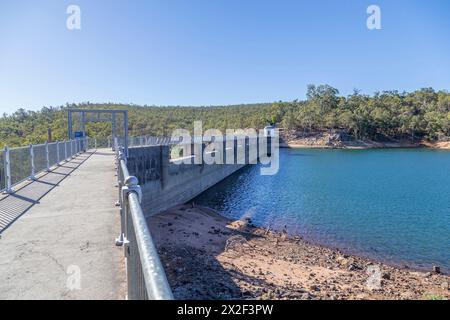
[0,135,261,300]
[0,149,125,299]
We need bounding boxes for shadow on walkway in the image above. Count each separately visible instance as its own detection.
[0,151,95,234]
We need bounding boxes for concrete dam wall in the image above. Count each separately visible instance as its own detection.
[126,142,257,217]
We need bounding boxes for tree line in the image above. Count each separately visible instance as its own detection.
[0,85,449,147]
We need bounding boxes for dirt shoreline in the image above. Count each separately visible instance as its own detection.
[280,130,450,149]
[282,140,450,150]
[148,205,450,300]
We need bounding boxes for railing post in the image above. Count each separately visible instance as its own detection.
[30,144,35,180]
[45,141,50,171]
[4,146,12,193]
[115,149,129,246]
[114,137,119,152]
[70,140,73,158]
[56,141,60,164]
[94,137,97,149]
[116,182,125,245]
[64,140,67,161]
[121,175,141,243]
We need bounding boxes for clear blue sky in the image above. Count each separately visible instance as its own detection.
[0,0,449,113]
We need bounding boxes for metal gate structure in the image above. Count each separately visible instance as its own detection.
[67,109,129,156]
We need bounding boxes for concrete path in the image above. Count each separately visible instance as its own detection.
[0,150,126,300]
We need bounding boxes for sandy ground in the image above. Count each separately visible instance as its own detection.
[420,140,450,149]
[283,138,450,150]
[285,141,419,149]
[148,205,449,300]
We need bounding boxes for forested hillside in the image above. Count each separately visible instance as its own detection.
[1,85,449,147]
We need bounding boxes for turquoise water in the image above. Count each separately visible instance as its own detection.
[194,148,450,272]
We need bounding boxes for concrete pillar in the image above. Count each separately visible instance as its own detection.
[245,136,249,164]
[223,137,227,164]
[160,145,170,190]
[226,137,235,165]
[193,141,202,165]
[235,138,239,164]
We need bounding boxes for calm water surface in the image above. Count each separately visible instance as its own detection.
[194,148,450,272]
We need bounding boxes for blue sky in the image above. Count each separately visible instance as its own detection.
[0,0,449,113]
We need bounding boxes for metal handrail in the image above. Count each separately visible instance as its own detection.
[116,149,173,300]
[127,134,254,148]
[128,192,174,299]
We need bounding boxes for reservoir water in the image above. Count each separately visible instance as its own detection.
[194,148,450,272]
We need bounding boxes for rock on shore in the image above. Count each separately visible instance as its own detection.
[147,205,450,300]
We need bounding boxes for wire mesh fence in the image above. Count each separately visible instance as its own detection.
[93,137,112,149]
[71,140,76,155]
[0,149,6,191]
[9,146,32,186]
[58,142,65,162]
[0,138,89,193]
[128,136,174,148]
[48,142,58,167]
[33,144,47,174]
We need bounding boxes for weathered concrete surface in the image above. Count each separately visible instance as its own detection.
[127,145,247,216]
[0,150,126,300]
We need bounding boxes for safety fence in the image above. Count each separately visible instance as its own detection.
[0,138,89,193]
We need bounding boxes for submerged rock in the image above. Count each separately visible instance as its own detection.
[433,266,441,274]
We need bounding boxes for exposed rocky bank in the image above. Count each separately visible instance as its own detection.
[280,130,450,149]
[148,205,450,300]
